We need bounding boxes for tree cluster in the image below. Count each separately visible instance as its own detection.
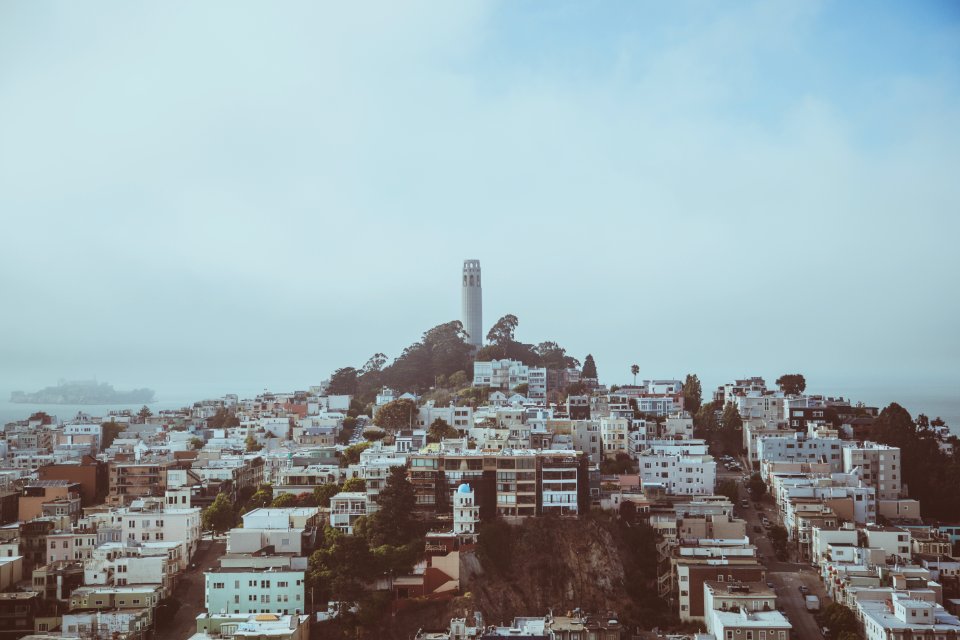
[426,418,459,443]
[694,401,743,456]
[307,466,422,633]
[476,315,580,371]
[816,603,860,640]
[373,398,418,430]
[775,373,807,395]
[327,321,475,407]
[871,403,960,520]
[100,421,124,451]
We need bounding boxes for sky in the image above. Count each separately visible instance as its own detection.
[1,1,958,406]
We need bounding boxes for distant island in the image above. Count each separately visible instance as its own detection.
[10,379,155,405]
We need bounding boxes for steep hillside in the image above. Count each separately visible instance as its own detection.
[380,514,674,639]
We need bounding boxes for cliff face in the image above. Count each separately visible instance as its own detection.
[383,515,666,639]
[462,517,628,624]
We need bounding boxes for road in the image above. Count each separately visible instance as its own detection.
[156,537,225,640]
[725,467,828,640]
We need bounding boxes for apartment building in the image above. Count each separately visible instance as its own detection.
[409,448,588,521]
[108,458,185,505]
[756,433,845,474]
[329,492,367,535]
[638,453,717,496]
[473,359,547,398]
[600,417,629,458]
[859,593,960,640]
[842,442,902,500]
[204,567,306,615]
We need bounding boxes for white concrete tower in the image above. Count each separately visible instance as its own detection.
[453,483,479,543]
[461,259,483,348]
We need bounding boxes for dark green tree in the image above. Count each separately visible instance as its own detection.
[138,405,153,419]
[747,473,767,498]
[313,483,341,508]
[245,433,262,452]
[340,441,371,467]
[100,421,124,450]
[366,466,418,547]
[373,398,417,430]
[202,492,236,533]
[630,364,639,385]
[342,477,366,492]
[682,374,702,415]
[582,354,598,380]
[271,493,296,508]
[534,341,580,370]
[246,484,273,509]
[327,367,359,395]
[486,314,519,346]
[716,479,739,503]
[775,374,807,395]
[427,418,459,443]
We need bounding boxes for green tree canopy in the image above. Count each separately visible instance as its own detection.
[365,466,418,547]
[313,483,341,508]
[342,477,366,492]
[581,354,598,380]
[340,441,371,467]
[630,364,639,384]
[747,473,767,498]
[245,433,263,452]
[327,367,359,395]
[427,418,459,443]
[775,374,807,395]
[202,492,236,533]
[682,374,702,415]
[246,484,273,510]
[533,341,580,370]
[100,421,124,450]
[373,398,418,430]
[138,405,153,419]
[271,493,296,508]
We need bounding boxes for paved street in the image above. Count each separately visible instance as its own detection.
[157,537,225,640]
[727,470,829,640]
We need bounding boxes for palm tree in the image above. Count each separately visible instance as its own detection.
[631,364,639,385]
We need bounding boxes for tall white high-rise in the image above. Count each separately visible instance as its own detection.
[461,259,482,348]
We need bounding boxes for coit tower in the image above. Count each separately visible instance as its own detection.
[461,260,483,348]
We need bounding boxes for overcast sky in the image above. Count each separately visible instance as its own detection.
[1,1,958,403]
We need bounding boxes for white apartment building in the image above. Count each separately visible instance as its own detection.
[241,508,320,531]
[734,392,788,423]
[329,492,367,535]
[842,442,902,500]
[46,530,99,564]
[416,404,474,432]
[859,593,960,640]
[756,433,845,473]
[631,436,709,457]
[116,499,201,565]
[204,568,306,615]
[600,417,629,458]
[865,526,912,562]
[638,453,717,495]
[663,414,695,438]
[473,359,547,396]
